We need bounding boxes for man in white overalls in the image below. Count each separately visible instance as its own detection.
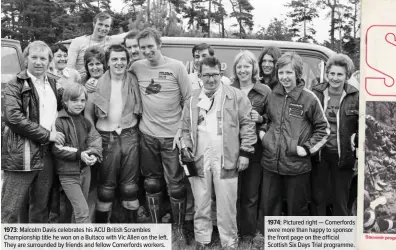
[180,57,256,249]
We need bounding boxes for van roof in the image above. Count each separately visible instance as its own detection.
[60,36,334,57]
[160,37,335,57]
[1,38,21,46]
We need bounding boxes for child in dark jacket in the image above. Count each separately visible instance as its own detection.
[52,83,102,223]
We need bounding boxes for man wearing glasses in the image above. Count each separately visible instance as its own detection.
[180,57,256,249]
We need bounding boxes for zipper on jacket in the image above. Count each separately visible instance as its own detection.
[69,117,82,170]
[275,95,288,174]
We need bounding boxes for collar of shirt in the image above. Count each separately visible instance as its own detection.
[48,65,70,78]
[27,70,50,87]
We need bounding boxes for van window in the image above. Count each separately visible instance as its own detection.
[1,46,22,83]
[162,46,326,89]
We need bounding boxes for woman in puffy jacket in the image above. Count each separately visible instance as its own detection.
[259,52,330,220]
[311,54,359,216]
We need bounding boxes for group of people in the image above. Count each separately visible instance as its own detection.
[2,11,360,250]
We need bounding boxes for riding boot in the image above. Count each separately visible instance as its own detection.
[146,192,162,223]
[95,211,109,223]
[170,197,186,243]
[124,207,138,223]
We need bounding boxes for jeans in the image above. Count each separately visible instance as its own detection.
[311,148,354,216]
[59,167,91,223]
[139,132,184,193]
[238,160,263,237]
[1,148,53,223]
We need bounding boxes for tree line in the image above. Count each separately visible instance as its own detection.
[1,0,360,68]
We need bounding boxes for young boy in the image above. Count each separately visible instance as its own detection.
[52,83,102,223]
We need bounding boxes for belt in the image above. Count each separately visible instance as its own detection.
[98,124,138,136]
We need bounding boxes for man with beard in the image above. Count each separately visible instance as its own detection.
[67,12,124,79]
[85,44,142,223]
[130,28,192,241]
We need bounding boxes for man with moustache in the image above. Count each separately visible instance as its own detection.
[67,12,124,79]
[130,28,192,241]
[123,30,143,67]
[85,44,142,223]
[2,41,65,223]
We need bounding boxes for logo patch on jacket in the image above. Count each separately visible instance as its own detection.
[289,103,304,118]
[145,79,161,95]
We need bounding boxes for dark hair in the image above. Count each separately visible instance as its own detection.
[93,12,112,26]
[136,28,162,46]
[192,43,215,57]
[258,46,282,87]
[105,44,130,67]
[122,30,140,46]
[50,43,68,54]
[84,46,106,79]
[198,56,222,73]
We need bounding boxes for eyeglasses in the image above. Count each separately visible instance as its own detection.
[201,73,221,79]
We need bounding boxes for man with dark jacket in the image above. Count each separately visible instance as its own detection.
[1,41,65,223]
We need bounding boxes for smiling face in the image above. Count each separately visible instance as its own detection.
[53,49,68,71]
[261,54,275,76]
[26,48,50,78]
[236,58,253,84]
[65,92,86,115]
[108,51,127,77]
[87,57,104,79]
[193,49,210,69]
[139,36,162,63]
[278,63,297,92]
[93,18,111,38]
[327,65,347,90]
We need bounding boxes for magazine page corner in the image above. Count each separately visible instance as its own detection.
[356,0,396,249]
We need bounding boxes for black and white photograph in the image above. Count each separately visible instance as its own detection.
[1,0,362,249]
[363,101,396,234]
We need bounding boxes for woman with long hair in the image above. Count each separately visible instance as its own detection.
[257,46,282,90]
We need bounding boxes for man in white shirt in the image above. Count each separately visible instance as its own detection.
[2,41,65,223]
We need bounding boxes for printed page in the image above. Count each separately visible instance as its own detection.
[356,0,396,249]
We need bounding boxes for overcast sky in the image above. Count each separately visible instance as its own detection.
[110,0,347,43]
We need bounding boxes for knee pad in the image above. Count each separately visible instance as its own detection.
[120,183,139,201]
[169,185,186,200]
[97,186,115,203]
[144,178,163,195]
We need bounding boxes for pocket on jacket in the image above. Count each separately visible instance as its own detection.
[286,138,298,157]
[225,107,238,127]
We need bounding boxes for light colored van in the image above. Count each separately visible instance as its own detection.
[61,36,335,89]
